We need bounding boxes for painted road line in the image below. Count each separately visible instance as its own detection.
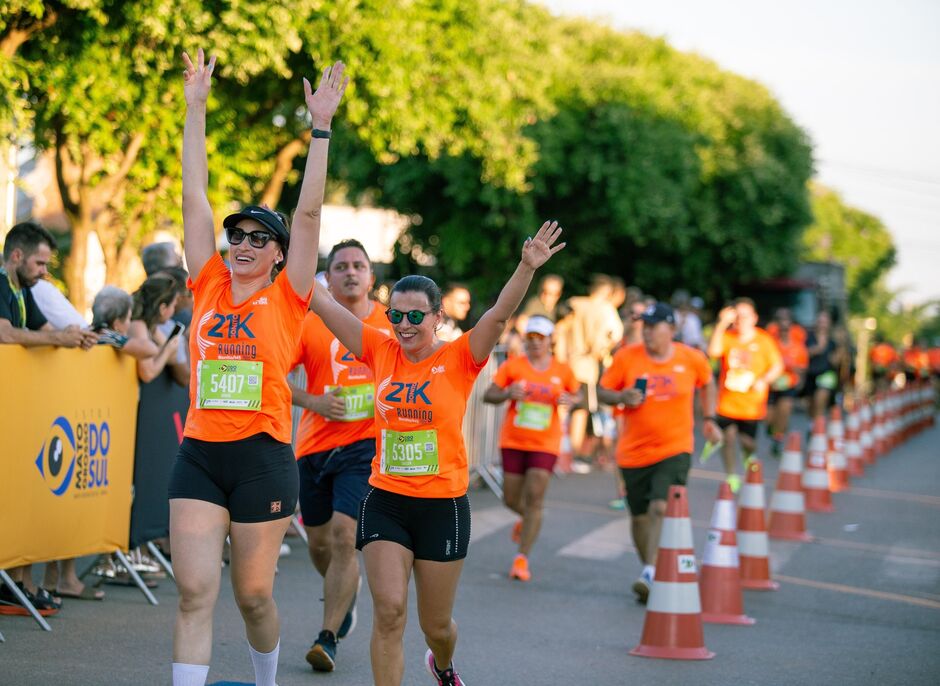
[775,574,940,611]
[470,506,517,545]
[557,518,636,560]
[813,536,940,561]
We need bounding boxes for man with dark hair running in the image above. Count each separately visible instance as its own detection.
[290,238,391,672]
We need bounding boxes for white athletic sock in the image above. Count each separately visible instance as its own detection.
[248,639,280,686]
[642,564,655,579]
[172,662,209,686]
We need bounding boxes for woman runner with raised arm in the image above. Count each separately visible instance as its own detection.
[311,222,565,686]
[169,47,347,686]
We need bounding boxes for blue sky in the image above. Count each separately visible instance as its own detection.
[538,0,940,304]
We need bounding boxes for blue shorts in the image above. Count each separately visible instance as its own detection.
[297,438,375,527]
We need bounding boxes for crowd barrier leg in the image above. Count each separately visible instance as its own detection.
[290,514,309,545]
[146,541,175,583]
[113,550,158,606]
[474,464,504,500]
[0,569,51,632]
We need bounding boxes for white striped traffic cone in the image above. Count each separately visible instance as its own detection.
[630,485,714,660]
[737,460,779,591]
[803,416,834,513]
[844,408,865,478]
[768,432,813,542]
[827,406,850,492]
[859,398,876,466]
[700,482,755,625]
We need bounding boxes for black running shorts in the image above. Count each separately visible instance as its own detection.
[297,438,374,527]
[620,452,691,516]
[168,433,298,523]
[356,487,470,562]
[716,415,760,440]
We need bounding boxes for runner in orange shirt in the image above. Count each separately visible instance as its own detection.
[310,221,565,686]
[167,49,347,686]
[482,315,581,582]
[767,308,809,456]
[290,239,391,671]
[707,298,784,492]
[870,339,899,389]
[599,302,720,603]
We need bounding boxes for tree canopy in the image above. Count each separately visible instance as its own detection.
[4,0,816,310]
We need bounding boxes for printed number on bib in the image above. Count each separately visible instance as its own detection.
[380,429,439,476]
[325,383,375,422]
[724,368,755,393]
[513,401,553,431]
[197,360,263,410]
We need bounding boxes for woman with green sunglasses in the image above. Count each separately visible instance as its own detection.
[311,220,565,686]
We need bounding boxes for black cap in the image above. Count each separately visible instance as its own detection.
[222,206,290,248]
[640,302,676,325]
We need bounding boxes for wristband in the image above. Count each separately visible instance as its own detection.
[311,128,332,139]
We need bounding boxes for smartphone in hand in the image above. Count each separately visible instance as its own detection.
[633,377,648,402]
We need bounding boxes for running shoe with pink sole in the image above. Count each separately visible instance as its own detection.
[425,648,467,685]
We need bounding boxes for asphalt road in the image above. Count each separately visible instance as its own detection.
[2,415,939,685]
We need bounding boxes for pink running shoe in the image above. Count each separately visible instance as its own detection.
[425,648,467,685]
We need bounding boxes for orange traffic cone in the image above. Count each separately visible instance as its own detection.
[768,433,813,542]
[802,416,834,513]
[827,406,850,492]
[630,485,714,660]
[872,393,887,457]
[859,399,876,466]
[700,482,755,625]
[737,460,779,591]
[844,409,865,478]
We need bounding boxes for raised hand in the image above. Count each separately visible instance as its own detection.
[521,220,565,270]
[182,48,216,105]
[303,61,349,130]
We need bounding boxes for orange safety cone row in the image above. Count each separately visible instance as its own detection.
[859,398,876,466]
[803,416,834,513]
[768,432,813,541]
[630,485,714,660]
[872,393,887,458]
[737,460,779,591]
[700,482,755,625]
[885,391,899,451]
[827,406,850,492]
[844,409,865,478]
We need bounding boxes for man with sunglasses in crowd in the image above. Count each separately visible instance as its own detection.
[289,239,391,672]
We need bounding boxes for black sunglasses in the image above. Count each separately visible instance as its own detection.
[226,227,277,249]
[385,308,433,325]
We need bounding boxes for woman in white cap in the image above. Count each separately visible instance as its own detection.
[483,315,582,581]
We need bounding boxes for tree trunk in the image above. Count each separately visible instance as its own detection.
[64,212,91,311]
[259,132,310,208]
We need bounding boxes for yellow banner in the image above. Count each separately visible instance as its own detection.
[0,346,139,568]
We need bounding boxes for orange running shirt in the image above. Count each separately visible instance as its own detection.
[293,303,391,456]
[928,348,940,373]
[870,343,899,371]
[492,356,579,455]
[715,328,783,420]
[184,253,310,444]
[360,325,487,498]
[769,328,809,390]
[600,343,713,468]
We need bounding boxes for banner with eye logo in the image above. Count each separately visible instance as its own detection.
[0,346,138,568]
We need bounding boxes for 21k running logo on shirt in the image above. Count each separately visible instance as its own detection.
[375,375,434,424]
[196,309,259,360]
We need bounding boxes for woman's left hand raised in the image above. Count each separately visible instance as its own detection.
[521,220,566,270]
[303,61,349,130]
